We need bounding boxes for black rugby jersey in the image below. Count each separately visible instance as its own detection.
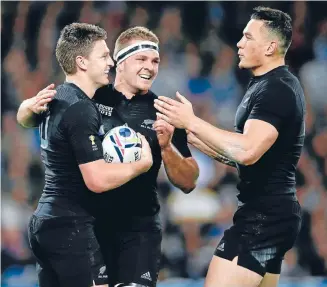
[90,84,192,217]
[37,82,104,217]
[234,66,306,202]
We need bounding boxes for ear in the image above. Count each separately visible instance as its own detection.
[265,41,278,56]
[76,55,87,71]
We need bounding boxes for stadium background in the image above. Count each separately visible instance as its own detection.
[1,1,326,286]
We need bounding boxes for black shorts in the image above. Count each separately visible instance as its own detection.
[214,195,302,277]
[94,215,162,287]
[28,204,108,287]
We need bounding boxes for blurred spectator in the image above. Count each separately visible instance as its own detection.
[299,19,327,119]
[281,247,310,277]
[128,6,149,27]
[155,7,187,61]
[1,193,35,274]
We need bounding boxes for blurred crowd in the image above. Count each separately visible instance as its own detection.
[1,1,327,285]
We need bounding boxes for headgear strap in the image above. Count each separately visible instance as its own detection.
[114,41,159,65]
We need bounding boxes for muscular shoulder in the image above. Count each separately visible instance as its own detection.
[252,75,299,115]
[258,76,294,96]
[247,71,304,129]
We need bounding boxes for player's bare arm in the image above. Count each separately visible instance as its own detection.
[154,93,278,166]
[153,118,198,193]
[188,117,278,166]
[79,134,153,193]
[186,130,237,168]
[17,84,56,128]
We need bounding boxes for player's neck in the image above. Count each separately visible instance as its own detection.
[65,75,98,99]
[114,76,147,100]
[251,57,285,77]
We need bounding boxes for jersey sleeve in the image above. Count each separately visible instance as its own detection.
[62,100,104,164]
[171,128,192,158]
[248,80,295,131]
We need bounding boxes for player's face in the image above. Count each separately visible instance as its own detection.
[120,48,160,93]
[237,19,270,70]
[86,40,114,87]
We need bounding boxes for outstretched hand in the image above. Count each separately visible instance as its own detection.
[154,92,195,129]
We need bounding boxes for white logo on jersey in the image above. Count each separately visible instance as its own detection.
[96,103,113,116]
[141,271,152,281]
[98,265,107,279]
[217,242,225,251]
[99,266,106,275]
[141,119,155,130]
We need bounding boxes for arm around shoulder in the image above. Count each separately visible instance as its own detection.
[17,99,41,128]
[17,84,56,127]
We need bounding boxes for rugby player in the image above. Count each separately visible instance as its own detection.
[154,7,305,287]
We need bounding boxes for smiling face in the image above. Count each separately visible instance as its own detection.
[84,40,114,87]
[117,40,160,93]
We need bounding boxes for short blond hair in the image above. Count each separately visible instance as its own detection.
[114,26,159,60]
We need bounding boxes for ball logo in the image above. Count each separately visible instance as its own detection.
[110,133,125,162]
[102,126,142,163]
[109,128,140,162]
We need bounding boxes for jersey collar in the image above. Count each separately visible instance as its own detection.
[252,65,289,81]
[110,83,156,102]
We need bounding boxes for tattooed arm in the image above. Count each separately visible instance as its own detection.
[187,130,236,167]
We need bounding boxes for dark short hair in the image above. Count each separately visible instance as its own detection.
[56,23,107,75]
[251,6,292,55]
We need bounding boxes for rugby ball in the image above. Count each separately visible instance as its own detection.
[102,126,142,163]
